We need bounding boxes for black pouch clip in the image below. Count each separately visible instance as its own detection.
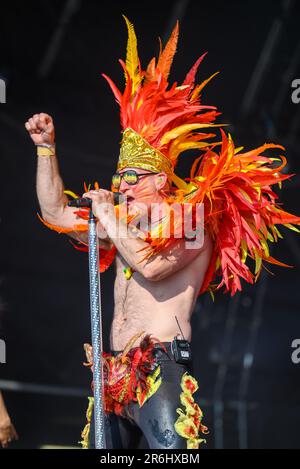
[171,338,192,364]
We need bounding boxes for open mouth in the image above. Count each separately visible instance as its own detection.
[125,196,135,204]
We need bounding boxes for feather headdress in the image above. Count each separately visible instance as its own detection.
[102,16,220,189]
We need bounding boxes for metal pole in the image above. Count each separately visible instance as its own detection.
[88,209,106,449]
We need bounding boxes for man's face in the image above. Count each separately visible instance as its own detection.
[115,167,168,213]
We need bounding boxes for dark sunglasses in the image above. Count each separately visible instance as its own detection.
[112,170,158,189]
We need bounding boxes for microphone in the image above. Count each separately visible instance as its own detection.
[67,192,123,208]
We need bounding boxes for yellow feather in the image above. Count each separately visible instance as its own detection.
[269,158,282,162]
[64,190,79,199]
[169,140,213,160]
[191,72,219,100]
[260,238,270,258]
[234,146,244,154]
[171,172,190,191]
[123,15,142,96]
[267,230,275,243]
[161,123,221,145]
[254,250,262,275]
[284,223,300,233]
[241,240,248,263]
[273,226,283,239]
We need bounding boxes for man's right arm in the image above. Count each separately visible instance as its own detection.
[25,113,112,249]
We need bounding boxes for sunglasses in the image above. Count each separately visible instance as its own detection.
[112,170,158,189]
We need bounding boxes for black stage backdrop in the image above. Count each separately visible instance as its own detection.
[0,0,300,449]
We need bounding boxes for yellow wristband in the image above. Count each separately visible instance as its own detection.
[37,145,56,157]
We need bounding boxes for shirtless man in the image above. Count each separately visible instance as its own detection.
[25,112,212,449]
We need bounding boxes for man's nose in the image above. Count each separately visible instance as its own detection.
[119,177,131,192]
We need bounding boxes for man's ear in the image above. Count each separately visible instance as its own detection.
[155,172,168,190]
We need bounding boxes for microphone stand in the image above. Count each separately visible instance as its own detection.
[88,206,106,449]
[68,197,106,449]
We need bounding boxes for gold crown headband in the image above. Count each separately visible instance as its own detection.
[118,128,174,179]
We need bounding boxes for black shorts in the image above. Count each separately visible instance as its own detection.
[88,342,195,449]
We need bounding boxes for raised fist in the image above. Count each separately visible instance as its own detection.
[25,113,55,145]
